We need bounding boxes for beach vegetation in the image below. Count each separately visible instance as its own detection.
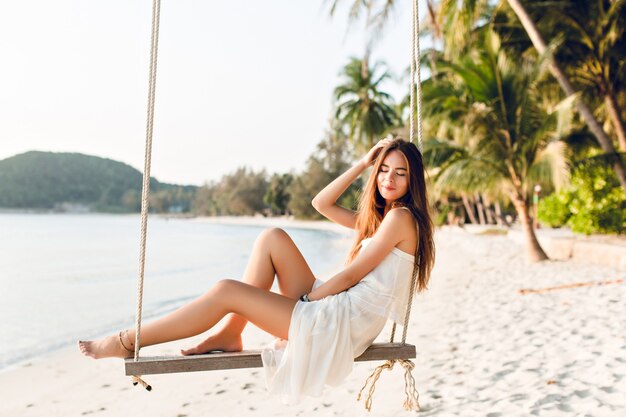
[495,0,626,152]
[264,173,294,216]
[192,183,220,216]
[420,30,574,260]
[288,133,361,219]
[536,192,571,229]
[539,162,626,234]
[190,132,360,219]
[193,167,269,216]
[494,0,626,191]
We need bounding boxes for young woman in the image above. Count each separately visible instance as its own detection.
[79,137,435,402]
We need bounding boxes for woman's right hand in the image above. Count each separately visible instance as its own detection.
[360,136,394,168]
[313,136,395,229]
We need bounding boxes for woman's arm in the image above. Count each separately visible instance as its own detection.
[312,137,393,229]
[311,160,366,229]
[307,208,414,301]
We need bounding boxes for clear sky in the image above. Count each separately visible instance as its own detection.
[0,1,426,185]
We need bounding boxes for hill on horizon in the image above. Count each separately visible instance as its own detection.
[0,151,197,212]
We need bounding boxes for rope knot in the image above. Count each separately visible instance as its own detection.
[131,375,152,391]
[357,359,420,412]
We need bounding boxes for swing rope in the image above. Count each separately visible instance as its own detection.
[357,0,423,411]
[130,0,162,392]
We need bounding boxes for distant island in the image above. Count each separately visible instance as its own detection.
[0,151,196,213]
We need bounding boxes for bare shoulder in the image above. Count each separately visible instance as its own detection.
[378,207,416,237]
[382,207,417,253]
[383,207,415,227]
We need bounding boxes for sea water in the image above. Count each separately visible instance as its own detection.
[0,213,350,370]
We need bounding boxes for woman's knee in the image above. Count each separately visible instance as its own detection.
[209,279,239,298]
[256,227,288,245]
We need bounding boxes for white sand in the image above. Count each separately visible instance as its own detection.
[2,222,625,417]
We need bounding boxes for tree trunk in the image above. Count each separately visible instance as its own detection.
[361,51,370,82]
[485,206,496,225]
[426,0,441,75]
[605,93,626,151]
[481,194,495,224]
[511,194,549,262]
[493,201,503,226]
[494,201,510,226]
[475,193,486,225]
[461,193,478,224]
[507,0,626,192]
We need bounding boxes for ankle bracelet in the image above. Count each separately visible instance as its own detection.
[119,330,134,353]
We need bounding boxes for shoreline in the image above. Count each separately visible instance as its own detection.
[189,215,354,236]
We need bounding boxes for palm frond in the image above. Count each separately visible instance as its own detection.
[422,138,467,169]
[527,141,570,191]
[435,156,507,192]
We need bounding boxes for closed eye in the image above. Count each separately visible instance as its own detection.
[379,168,405,177]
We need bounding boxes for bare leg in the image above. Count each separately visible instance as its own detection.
[182,228,316,354]
[78,228,315,359]
[79,279,298,359]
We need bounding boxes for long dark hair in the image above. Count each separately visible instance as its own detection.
[348,138,435,292]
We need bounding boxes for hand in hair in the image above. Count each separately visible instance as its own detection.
[360,136,394,167]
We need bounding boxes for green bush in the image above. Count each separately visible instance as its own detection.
[538,165,626,234]
[538,192,571,228]
[567,165,626,234]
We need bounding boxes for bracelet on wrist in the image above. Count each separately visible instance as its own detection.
[299,293,310,302]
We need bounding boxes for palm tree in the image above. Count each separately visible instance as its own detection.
[495,0,626,152]
[505,0,626,192]
[325,0,626,192]
[422,31,572,261]
[554,0,625,151]
[334,57,399,152]
[432,0,626,191]
[431,0,492,57]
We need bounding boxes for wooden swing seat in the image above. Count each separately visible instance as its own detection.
[125,342,415,375]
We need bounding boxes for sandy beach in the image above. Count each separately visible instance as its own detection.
[2,221,625,417]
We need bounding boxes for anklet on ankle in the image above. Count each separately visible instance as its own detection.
[119,330,134,353]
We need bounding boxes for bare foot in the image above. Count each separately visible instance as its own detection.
[181,331,243,355]
[78,333,133,359]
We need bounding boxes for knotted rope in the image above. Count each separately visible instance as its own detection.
[357,359,420,412]
[130,0,162,391]
[357,0,423,410]
[131,376,152,391]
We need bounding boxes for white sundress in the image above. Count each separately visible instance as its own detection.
[261,237,416,404]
